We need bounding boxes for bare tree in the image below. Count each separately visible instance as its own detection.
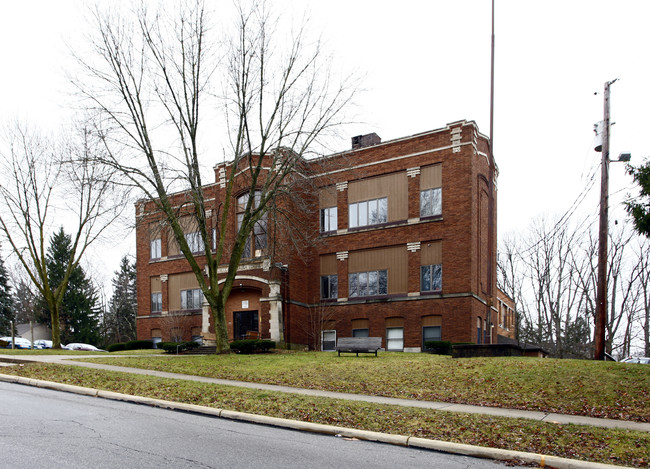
[0,124,124,348]
[497,234,527,342]
[74,0,355,353]
[500,214,650,359]
[302,302,339,351]
[159,311,195,343]
[637,241,650,356]
[518,219,591,357]
[602,227,641,357]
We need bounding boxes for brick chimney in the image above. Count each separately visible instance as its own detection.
[351,133,381,150]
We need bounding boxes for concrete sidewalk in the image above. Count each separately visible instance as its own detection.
[1,353,649,433]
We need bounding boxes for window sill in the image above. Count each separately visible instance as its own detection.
[420,290,443,296]
[321,217,444,238]
[348,294,391,301]
[348,219,403,232]
[420,214,443,221]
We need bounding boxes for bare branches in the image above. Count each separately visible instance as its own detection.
[73,0,355,353]
[499,217,650,359]
[0,123,125,348]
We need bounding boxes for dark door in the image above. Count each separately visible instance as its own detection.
[234,311,259,339]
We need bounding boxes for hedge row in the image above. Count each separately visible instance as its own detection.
[423,340,453,355]
[230,339,275,354]
[107,340,156,353]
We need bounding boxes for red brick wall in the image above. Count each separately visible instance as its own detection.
[135,120,498,350]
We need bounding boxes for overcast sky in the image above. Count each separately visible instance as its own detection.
[1,0,648,290]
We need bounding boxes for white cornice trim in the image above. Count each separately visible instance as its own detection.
[311,142,473,179]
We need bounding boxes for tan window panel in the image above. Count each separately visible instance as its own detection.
[385,317,404,328]
[320,254,338,275]
[422,315,442,327]
[319,185,337,208]
[421,241,442,265]
[351,318,369,329]
[150,277,162,293]
[420,164,442,190]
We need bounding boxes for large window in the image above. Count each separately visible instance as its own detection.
[420,187,442,218]
[320,275,338,299]
[349,197,387,228]
[185,232,202,253]
[423,326,442,348]
[181,288,202,310]
[386,327,404,351]
[320,206,337,232]
[349,270,388,297]
[352,328,369,338]
[151,292,162,313]
[253,218,267,253]
[237,191,267,258]
[421,264,442,292]
[150,238,161,259]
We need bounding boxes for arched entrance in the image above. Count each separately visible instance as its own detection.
[225,285,263,340]
[201,275,283,344]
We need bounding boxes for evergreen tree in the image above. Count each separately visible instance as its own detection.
[38,228,100,345]
[0,252,14,336]
[105,256,137,343]
[626,159,650,237]
[13,278,37,325]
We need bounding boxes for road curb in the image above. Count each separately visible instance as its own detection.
[0,373,631,469]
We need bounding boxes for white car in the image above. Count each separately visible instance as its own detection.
[65,343,107,352]
[621,356,650,364]
[1,337,38,349]
[34,339,53,349]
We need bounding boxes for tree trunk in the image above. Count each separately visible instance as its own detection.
[50,304,62,349]
[210,297,230,354]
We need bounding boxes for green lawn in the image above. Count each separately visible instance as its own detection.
[2,361,649,468]
[76,351,650,422]
[0,348,164,356]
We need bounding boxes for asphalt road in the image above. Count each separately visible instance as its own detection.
[0,381,523,469]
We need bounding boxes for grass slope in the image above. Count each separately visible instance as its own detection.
[2,361,649,468]
[78,352,650,422]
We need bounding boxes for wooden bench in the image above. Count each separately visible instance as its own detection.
[336,337,382,357]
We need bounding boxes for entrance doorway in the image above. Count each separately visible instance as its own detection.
[234,310,259,340]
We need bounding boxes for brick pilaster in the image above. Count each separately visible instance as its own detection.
[406,242,421,295]
[160,274,169,313]
[407,167,421,221]
[336,181,348,231]
[336,251,349,300]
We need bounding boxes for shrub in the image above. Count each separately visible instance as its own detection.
[424,340,453,355]
[107,343,127,352]
[184,341,200,350]
[160,342,182,353]
[230,339,275,354]
[125,340,155,350]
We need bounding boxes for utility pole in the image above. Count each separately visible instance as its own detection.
[594,79,616,361]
